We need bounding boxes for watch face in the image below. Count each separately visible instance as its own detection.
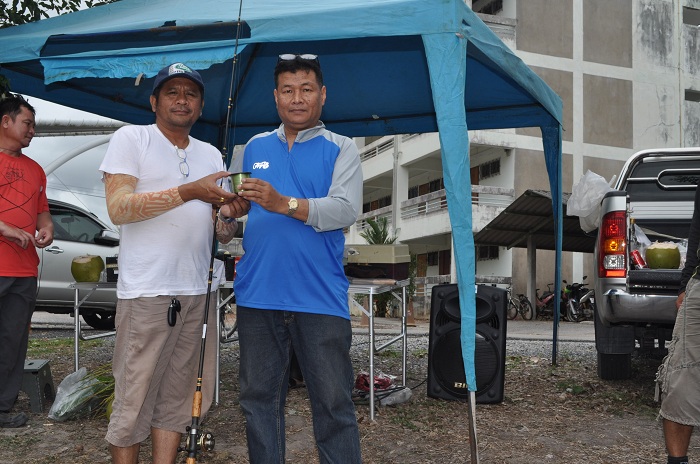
[288,197,298,215]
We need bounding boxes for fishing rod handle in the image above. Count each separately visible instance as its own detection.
[191,391,202,417]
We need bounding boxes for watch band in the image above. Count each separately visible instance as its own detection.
[287,197,298,216]
[217,210,236,224]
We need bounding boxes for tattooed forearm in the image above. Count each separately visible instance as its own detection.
[104,173,184,225]
[215,216,238,244]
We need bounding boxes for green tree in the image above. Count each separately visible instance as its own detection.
[1,0,116,29]
[360,217,398,317]
[359,217,397,245]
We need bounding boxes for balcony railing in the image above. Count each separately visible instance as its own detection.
[355,205,393,232]
[400,186,514,219]
[359,134,420,162]
[360,138,394,162]
[355,186,514,234]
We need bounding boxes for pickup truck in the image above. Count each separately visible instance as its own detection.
[593,147,699,380]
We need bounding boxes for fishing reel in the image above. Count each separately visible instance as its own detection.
[190,430,215,452]
[179,428,215,454]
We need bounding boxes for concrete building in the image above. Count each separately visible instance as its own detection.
[345,0,700,317]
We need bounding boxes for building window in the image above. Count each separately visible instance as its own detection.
[427,251,439,266]
[476,245,499,261]
[684,7,700,26]
[479,159,500,180]
[363,195,392,213]
[429,178,443,192]
[687,89,700,103]
[409,178,445,199]
[473,0,503,15]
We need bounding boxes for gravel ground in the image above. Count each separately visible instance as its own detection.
[4,323,682,463]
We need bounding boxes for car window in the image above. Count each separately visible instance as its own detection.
[50,205,104,244]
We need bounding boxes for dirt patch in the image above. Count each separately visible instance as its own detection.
[0,328,685,463]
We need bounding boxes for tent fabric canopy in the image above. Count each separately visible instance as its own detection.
[0,0,563,391]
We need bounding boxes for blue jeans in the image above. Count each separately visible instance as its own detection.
[237,306,361,464]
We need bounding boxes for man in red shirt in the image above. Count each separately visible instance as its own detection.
[0,93,54,428]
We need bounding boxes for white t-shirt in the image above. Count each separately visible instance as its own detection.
[99,124,225,299]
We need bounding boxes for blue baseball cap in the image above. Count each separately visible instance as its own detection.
[152,63,205,95]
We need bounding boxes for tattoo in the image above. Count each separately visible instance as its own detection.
[215,214,238,244]
[104,173,184,224]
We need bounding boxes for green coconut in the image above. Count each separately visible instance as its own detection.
[71,255,105,282]
[645,242,681,269]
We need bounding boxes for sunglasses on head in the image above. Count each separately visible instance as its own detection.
[277,54,319,64]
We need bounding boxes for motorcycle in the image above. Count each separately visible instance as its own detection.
[577,287,595,321]
[563,276,594,322]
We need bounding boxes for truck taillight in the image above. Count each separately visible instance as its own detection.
[598,210,627,278]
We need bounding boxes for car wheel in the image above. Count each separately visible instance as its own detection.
[82,312,116,330]
[596,352,632,380]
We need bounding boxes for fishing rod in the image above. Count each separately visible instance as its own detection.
[220,0,246,164]
[180,1,246,461]
[180,212,220,463]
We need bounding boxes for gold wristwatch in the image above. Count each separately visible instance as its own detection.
[287,197,298,216]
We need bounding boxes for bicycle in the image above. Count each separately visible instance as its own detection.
[506,287,534,320]
[219,287,238,343]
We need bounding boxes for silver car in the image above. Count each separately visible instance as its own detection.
[36,199,119,329]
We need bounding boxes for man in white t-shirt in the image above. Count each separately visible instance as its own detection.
[99,62,249,464]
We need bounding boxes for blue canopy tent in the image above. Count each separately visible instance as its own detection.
[0,0,563,402]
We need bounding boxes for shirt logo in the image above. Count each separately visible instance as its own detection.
[252,161,270,170]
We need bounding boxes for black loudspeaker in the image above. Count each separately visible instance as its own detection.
[427,283,507,404]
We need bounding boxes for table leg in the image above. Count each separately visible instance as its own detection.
[368,290,375,420]
[73,287,80,372]
[215,287,221,405]
[401,286,407,387]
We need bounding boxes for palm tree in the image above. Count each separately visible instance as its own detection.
[359,217,398,317]
[359,217,397,245]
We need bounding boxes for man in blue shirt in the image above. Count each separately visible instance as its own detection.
[230,54,363,463]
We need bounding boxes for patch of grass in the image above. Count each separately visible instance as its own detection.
[27,337,107,360]
[412,348,428,358]
[555,380,586,395]
[505,355,528,368]
[388,408,421,431]
[27,337,74,358]
[597,388,658,418]
[377,349,401,359]
[0,434,39,449]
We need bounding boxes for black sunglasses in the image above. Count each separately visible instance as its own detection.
[277,53,319,64]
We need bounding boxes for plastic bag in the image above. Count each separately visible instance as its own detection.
[48,367,102,421]
[633,223,651,256]
[679,239,689,269]
[567,170,615,232]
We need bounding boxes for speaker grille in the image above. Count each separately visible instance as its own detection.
[427,284,507,403]
[432,328,501,399]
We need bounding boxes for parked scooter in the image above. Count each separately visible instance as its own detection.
[563,276,593,322]
[577,287,595,321]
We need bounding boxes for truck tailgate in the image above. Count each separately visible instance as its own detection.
[627,269,682,294]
